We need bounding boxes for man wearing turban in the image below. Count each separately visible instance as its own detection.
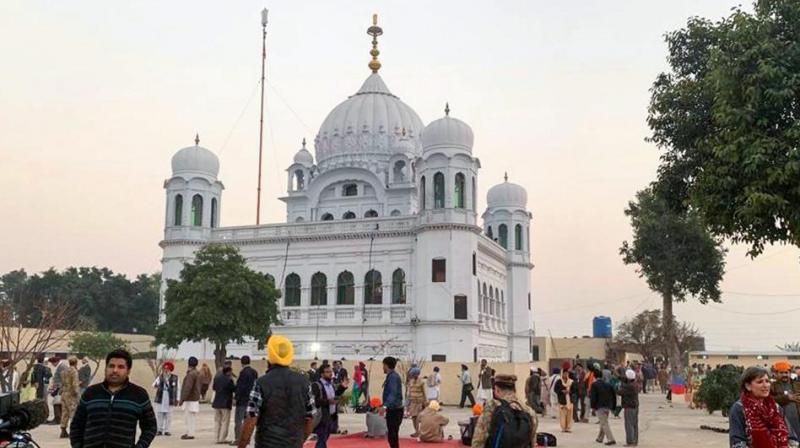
[771,361,800,439]
[238,335,316,448]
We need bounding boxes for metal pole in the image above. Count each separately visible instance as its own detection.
[256,9,268,225]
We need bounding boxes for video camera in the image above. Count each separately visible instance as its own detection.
[0,392,49,447]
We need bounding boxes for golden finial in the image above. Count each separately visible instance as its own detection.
[504,172,508,182]
[195,133,200,146]
[302,137,306,149]
[445,102,450,116]
[367,14,383,73]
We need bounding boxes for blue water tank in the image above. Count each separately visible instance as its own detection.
[593,316,613,338]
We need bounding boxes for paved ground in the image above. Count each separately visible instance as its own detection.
[30,392,729,447]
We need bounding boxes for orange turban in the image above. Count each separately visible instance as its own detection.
[472,403,483,416]
[774,361,792,372]
[370,397,382,408]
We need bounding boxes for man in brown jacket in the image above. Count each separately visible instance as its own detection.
[179,356,202,440]
[771,361,800,438]
[418,400,449,443]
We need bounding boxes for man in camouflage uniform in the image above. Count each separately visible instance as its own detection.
[59,357,81,438]
[471,373,537,448]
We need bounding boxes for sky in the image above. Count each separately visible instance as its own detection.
[1,0,798,352]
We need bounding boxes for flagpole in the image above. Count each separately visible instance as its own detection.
[256,8,268,225]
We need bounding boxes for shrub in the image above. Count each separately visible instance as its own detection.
[695,365,742,416]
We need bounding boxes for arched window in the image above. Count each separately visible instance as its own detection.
[264,274,275,288]
[487,226,493,239]
[390,209,401,216]
[515,224,523,250]
[295,216,305,223]
[498,224,508,248]
[393,160,406,182]
[454,173,465,209]
[211,198,218,228]
[293,170,305,190]
[391,269,406,304]
[342,184,358,196]
[311,272,327,306]
[433,172,445,209]
[336,271,354,305]
[191,194,203,227]
[343,211,356,220]
[472,176,476,211]
[174,194,183,226]
[364,210,378,218]
[420,176,426,210]
[284,273,301,307]
[364,270,382,304]
[321,213,334,221]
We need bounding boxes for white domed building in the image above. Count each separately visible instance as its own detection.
[160,19,534,362]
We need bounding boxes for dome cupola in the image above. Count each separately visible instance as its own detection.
[171,134,220,178]
[422,103,474,153]
[487,173,528,208]
[293,138,314,166]
[313,15,424,172]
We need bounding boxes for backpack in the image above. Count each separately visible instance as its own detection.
[536,432,557,447]
[485,399,533,448]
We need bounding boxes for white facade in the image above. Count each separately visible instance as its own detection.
[159,34,535,363]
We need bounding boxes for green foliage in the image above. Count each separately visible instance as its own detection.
[154,244,280,366]
[71,332,128,360]
[695,365,742,416]
[621,188,726,304]
[648,0,800,256]
[0,268,160,334]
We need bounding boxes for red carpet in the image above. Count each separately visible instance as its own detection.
[303,432,462,447]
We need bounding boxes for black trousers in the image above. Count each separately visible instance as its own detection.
[460,385,476,408]
[386,408,403,448]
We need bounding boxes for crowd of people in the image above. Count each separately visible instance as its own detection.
[16,342,800,448]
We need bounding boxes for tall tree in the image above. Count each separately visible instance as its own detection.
[648,0,800,256]
[621,188,725,369]
[155,244,280,368]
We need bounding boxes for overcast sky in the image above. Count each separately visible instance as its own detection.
[2,0,798,352]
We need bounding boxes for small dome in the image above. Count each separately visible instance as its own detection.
[487,177,527,208]
[293,139,314,165]
[422,107,474,152]
[171,140,219,177]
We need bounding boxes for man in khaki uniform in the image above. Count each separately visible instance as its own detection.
[60,357,81,438]
[471,374,537,448]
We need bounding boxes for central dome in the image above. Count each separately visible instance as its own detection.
[314,74,424,171]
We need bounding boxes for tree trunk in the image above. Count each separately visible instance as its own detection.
[214,343,226,370]
[662,290,682,371]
